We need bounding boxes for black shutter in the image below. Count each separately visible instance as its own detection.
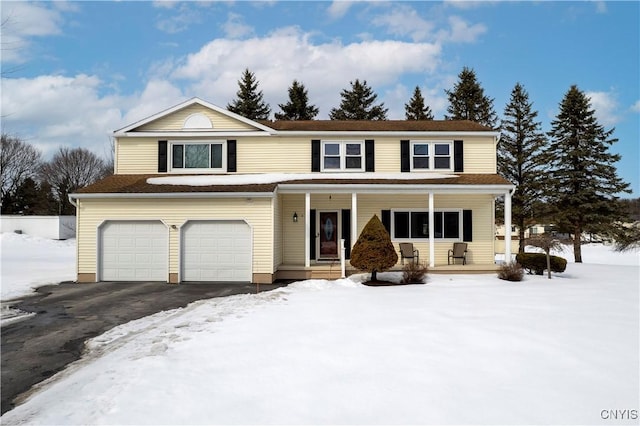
[400,140,410,172]
[381,210,391,234]
[463,209,473,242]
[310,209,317,260]
[227,140,237,172]
[311,140,321,172]
[365,139,375,172]
[158,140,168,173]
[454,140,464,173]
[342,209,351,259]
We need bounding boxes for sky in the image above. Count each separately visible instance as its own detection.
[1,1,638,196]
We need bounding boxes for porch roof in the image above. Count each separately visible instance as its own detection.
[72,173,513,198]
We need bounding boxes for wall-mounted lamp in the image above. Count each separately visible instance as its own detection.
[171,225,178,230]
[293,212,298,223]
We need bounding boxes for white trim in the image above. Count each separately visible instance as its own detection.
[272,130,500,138]
[428,192,435,267]
[277,183,514,194]
[114,97,275,135]
[317,210,341,260]
[70,192,275,199]
[304,193,310,268]
[409,140,453,172]
[117,131,271,138]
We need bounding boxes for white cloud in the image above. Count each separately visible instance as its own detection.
[631,100,640,113]
[586,90,621,126]
[0,74,123,157]
[155,3,205,34]
[221,12,254,39]
[371,5,435,42]
[0,2,66,63]
[170,27,442,118]
[438,16,487,43]
[593,1,607,13]
[327,1,354,19]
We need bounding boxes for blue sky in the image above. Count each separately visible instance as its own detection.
[1,1,638,196]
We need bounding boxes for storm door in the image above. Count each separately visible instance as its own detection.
[318,211,339,259]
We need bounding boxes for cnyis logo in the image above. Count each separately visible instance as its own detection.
[600,409,638,421]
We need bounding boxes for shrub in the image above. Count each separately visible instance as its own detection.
[402,261,428,284]
[350,214,398,281]
[515,253,567,275]
[497,262,524,282]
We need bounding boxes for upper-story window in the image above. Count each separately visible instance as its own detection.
[411,141,452,171]
[322,140,364,172]
[170,141,226,172]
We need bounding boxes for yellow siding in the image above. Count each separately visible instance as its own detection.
[115,137,159,174]
[273,196,283,269]
[281,195,306,265]
[137,104,256,132]
[77,197,274,278]
[114,134,496,175]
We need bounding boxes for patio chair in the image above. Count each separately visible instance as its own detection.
[448,242,467,265]
[399,243,419,265]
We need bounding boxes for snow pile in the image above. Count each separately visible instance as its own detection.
[1,233,76,301]
[147,172,455,186]
[2,244,638,425]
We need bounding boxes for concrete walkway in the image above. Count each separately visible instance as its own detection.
[1,281,287,415]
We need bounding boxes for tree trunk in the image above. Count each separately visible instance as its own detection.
[546,250,552,279]
[518,225,526,253]
[371,269,377,282]
[573,227,583,263]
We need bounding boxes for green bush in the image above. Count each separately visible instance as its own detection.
[497,262,524,281]
[515,253,567,275]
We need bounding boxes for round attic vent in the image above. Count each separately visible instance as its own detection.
[183,113,213,129]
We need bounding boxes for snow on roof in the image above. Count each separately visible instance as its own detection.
[147,173,456,186]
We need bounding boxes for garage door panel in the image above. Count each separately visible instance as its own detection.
[100,221,167,282]
[182,220,251,282]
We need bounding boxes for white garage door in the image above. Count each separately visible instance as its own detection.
[182,220,252,282]
[100,220,168,281]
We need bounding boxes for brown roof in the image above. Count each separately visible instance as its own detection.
[74,173,512,195]
[260,120,494,132]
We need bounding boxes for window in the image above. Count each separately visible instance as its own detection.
[170,141,225,172]
[391,210,461,240]
[322,141,364,172]
[411,141,452,171]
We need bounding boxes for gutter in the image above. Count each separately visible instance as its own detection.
[68,192,276,200]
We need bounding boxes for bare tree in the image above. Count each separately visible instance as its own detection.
[526,233,568,279]
[39,147,109,214]
[1,133,43,208]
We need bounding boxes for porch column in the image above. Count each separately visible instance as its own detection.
[504,190,512,263]
[305,192,311,268]
[429,191,435,268]
[351,193,358,250]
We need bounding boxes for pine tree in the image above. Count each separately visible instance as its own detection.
[329,79,388,120]
[545,85,631,262]
[350,214,398,281]
[445,67,497,128]
[275,80,319,120]
[227,68,271,120]
[405,86,434,120]
[498,83,548,252]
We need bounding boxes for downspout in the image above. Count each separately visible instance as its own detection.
[68,194,79,283]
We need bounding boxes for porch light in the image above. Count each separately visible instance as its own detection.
[293,212,298,223]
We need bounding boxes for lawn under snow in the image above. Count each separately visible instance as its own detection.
[1,233,76,301]
[1,236,638,425]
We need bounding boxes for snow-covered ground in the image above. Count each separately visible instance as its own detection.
[1,234,638,425]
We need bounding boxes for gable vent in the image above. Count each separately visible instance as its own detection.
[183,113,213,129]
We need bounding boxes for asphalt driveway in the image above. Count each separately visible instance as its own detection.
[1,281,287,415]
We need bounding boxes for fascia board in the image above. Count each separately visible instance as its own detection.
[277,183,514,194]
[272,130,501,138]
[114,131,273,137]
[69,192,275,200]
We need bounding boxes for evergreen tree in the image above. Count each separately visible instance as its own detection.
[227,68,271,120]
[275,80,319,120]
[445,67,497,128]
[545,85,631,262]
[350,214,398,281]
[498,83,548,252]
[405,86,434,120]
[329,79,388,120]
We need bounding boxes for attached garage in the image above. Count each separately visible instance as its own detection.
[99,220,168,281]
[181,220,252,282]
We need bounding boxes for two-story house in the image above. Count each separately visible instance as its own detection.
[70,97,515,284]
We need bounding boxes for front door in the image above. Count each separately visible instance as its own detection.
[318,211,339,259]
